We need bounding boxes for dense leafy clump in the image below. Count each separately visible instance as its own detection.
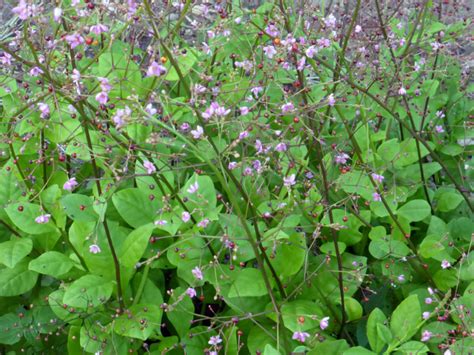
[0,0,472,354]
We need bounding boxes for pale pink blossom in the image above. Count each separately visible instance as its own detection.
[320,316,330,330]
[197,218,210,228]
[435,125,444,134]
[441,260,451,269]
[240,107,249,115]
[263,45,277,59]
[98,77,112,92]
[38,103,50,119]
[143,161,156,174]
[192,266,203,280]
[29,67,43,77]
[89,244,101,254]
[147,61,167,77]
[355,25,362,33]
[187,181,199,194]
[328,93,336,106]
[421,330,433,342]
[398,87,407,96]
[0,53,12,66]
[186,287,197,298]
[191,126,204,139]
[181,211,191,223]
[53,8,62,22]
[90,24,109,35]
[281,102,295,113]
[283,174,296,187]
[208,335,222,346]
[292,331,310,343]
[335,153,349,165]
[35,214,51,224]
[65,33,85,49]
[306,46,317,58]
[63,177,79,191]
[371,173,385,184]
[95,91,109,105]
[275,143,287,152]
[372,192,382,202]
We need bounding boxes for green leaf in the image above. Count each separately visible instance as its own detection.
[263,344,281,355]
[166,287,194,338]
[435,191,464,212]
[28,251,75,277]
[390,294,421,343]
[63,275,113,309]
[61,194,99,222]
[367,308,387,353]
[118,223,155,268]
[0,259,38,296]
[281,300,323,332]
[113,304,162,340]
[344,297,363,321]
[308,340,349,354]
[369,239,411,259]
[228,268,268,298]
[5,203,57,235]
[164,51,197,81]
[0,238,33,268]
[343,346,377,355]
[377,324,393,344]
[396,340,429,354]
[396,200,431,222]
[112,188,161,228]
[0,313,22,345]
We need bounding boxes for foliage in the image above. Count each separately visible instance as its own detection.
[0,0,472,354]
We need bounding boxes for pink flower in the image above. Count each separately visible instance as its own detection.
[251,86,263,96]
[265,24,279,37]
[441,260,451,269]
[292,331,310,343]
[435,125,444,134]
[53,8,62,22]
[281,102,295,113]
[372,192,382,202]
[355,25,362,33]
[371,173,385,184]
[397,274,405,282]
[90,24,109,35]
[297,57,306,71]
[398,87,407,96]
[71,69,81,83]
[95,91,109,105]
[335,153,349,165]
[143,161,156,174]
[13,0,34,20]
[29,67,44,77]
[191,126,204,139]
[154,220,167,226]
[0,52,12,65]
[323,14,337,28]
[35,214,51,224]
[63,177,79,191]
[425,297,433,304]
[208,335,222,346]
[328,93,336,106]
[283,174,296,187]
[202,102,230,119]
[181,211,191,223]
[147,61,167,77]
[187,181,199,194]
[197,218,210,228]
[192,266,203,280]
[421,330,432,342]
[65,33,85,49]
[263,45,277,59]
[38,103,50,119]
[320,316,330,330]
[89,244,101,254]
[306,46,317,58]
[145,104,157,115]
[422,312,430,320]
[228,162,237,170]
[436,111,445,119]
[275,143,287,152]
[98,77,112,92]
[240,107,249,115]
[186,287,197,298]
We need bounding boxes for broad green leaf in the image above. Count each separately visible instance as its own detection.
[281,300,323,332]
[435,191,464,212]
[28,251,75,277]
[228,268,268,298]
[367,308,387,353]
[5,203,57,235]
[61,194,99,222]
[344,297,363,321]
[166,287,194,338]
[396,200,431,222]
[112,188,161,228]
[113,304,162,340]
[390,294,421,343]
[118,223,154,268]
[0,259,38,296]
[0,313,22,345]
[0,238,33,268]
[308,340,349,354]
[396,340,429,354]
[63,275,113,309]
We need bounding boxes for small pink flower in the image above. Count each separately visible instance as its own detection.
[435,125,444,134]
[90,24,109,35]
[283,174,296,187]
[192,266,203,280]
[323,14,337,28]
[181,211,191,223]
[398,87,407,96]
[0,52,12,65]
[422,312,430,320]
[328,93,336,106]
[13,0,34,20]
[65,33,85,49]
[436,110,445,119]
[240,107,249,115]
[292,331,310,343]
[29,67,44,77]
[441,260,451,269]
[251,86,263,96]
[281,102,295,113]
[306,46,317,58]
[355,25,362,33]
[147,61,167,77]
[187,181,199,194]
[425,297,433,304]
[35,214,51,224]
[154,219,167,226]
[53,8,62,22]
[89,244,101,254]
[186,287,197,298]
[38,103,50,119]
[320,316,330,330]
[263,45,277,59]
[228,162,237,170]
[95,91,109,105]
[335,153,349,165]
[372,192,382,202]
[397,274,405,282]
[98,77,112,92]
[208,335,222,346]
[71,69,81,83]
[63,177,79,191]
[197,218,210,228]
[421,330,433,342]
[143,161,156,175]
[275,143,287,152]
[191,125,204,139]
[371,173,385,184]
